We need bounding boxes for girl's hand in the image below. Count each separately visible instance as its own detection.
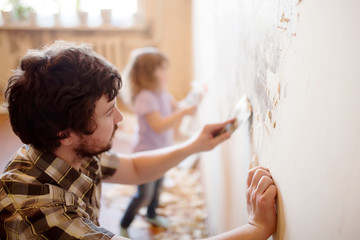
[181,105,197,116]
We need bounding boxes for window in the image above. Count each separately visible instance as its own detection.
[0,0,139,28]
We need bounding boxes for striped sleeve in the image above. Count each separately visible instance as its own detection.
[99,152,120,180]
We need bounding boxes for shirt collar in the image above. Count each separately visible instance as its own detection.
[27,145,98,201]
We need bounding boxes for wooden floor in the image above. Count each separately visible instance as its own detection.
[0,113,208,239]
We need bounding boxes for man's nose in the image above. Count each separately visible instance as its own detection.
[114,106,123,124]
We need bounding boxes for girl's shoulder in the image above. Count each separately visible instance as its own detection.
[135,89,157,101]
[134,89,158,106]
[135,89,172,104]
[134,89,161,114]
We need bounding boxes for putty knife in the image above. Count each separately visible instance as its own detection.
[215,95,252,137]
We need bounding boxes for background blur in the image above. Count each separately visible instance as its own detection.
[0,0,193,101]
[1,0,360,240]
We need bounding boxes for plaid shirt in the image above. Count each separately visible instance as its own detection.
[0,145,119,239]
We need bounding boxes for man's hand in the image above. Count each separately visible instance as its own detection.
[206,166,277,240]
[190,119,234,153]
[246,167,277,239]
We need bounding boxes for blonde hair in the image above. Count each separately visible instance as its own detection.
[122,47,168,105]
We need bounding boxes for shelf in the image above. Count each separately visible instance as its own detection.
[0,23,150,34]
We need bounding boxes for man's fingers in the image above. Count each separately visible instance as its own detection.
[255,176,274,195]
[262,184,277,201]
[247,167,270,188]
[211,131,231,147]
[207,118,236,133]
[249,169,272,190]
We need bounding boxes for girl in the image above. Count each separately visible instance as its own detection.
[120,48,197,237]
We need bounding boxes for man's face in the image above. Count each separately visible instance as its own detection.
[74,95,123,158]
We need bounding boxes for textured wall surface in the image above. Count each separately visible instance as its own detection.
[193,0,360,239]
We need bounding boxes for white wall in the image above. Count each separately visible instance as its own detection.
[193,0,360,239]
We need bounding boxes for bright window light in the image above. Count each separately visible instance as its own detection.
[1,0,138,27]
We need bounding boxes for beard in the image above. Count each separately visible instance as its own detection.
[74,125,118,159]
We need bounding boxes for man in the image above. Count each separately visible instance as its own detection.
[0,41,277,239]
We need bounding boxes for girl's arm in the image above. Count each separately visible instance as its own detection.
[135,90,196,133]
[145,106,196,133]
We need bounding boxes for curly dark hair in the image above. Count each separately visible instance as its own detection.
[5,41,122,153]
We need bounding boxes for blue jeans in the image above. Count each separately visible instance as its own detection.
[120,177,164,228]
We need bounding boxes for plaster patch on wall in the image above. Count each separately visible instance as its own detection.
[235,0,302,160]
[280,13,290,23]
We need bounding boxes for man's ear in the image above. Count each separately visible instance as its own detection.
[58,130,79,146]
